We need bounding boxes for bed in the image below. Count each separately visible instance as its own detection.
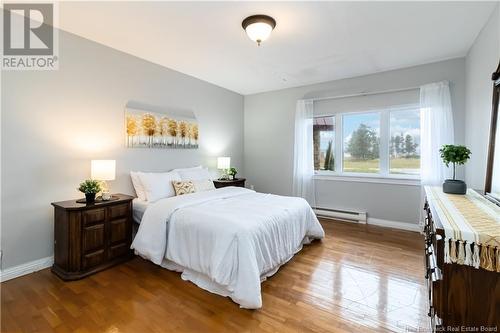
[131,186,324,309]
[132,198,148,224]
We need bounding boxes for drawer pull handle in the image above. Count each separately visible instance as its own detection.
[426,233,435,245]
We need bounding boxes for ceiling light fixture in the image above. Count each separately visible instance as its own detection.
[242,15,276,46]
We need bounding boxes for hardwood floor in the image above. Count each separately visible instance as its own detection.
[1,219,428,333]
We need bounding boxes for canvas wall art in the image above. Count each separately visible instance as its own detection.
[125,108,198,149]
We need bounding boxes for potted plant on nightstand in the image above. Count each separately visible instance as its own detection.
[78,179,102,203]
[228,167,238,180]
[439,144,471,194]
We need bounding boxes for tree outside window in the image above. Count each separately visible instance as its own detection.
[313,116,335,171]
[343,113,380,173]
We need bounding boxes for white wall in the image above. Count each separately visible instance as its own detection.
[1,30,243,269]
[244,58,466,225]
[465,4,500,190]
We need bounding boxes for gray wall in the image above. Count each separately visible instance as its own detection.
[465,4,500,190]
[244,58,466,225]
[1,30,244,269]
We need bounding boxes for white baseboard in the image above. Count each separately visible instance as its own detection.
[0,256,54,282]
[367,218,421,232]
[0,219,419,283]
[320,215,421,232]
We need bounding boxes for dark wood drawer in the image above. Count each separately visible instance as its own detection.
[83,208,106,226]
[108,203,128,220]
[110,218,127,244]
[83,224,105,253]
[431,273,442,319]
[109,243,128,259]
[83,249,105,269]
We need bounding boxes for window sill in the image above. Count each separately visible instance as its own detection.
[313,173,421,186]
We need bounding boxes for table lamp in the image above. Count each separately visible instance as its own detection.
[91,160,116,200]
[217,157,230,180]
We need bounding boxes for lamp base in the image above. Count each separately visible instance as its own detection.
[101,191,112,201]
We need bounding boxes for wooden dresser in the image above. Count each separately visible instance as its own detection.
[51,194,134,280]
[424,187,499,331]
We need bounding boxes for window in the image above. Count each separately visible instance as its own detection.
[343,112,380,173]
[313,116,335,171]
[313,105,420,178]
[389,108,421,175]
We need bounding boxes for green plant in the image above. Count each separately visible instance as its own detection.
[439,145,471,180]
[78,179,102,194]
[346,124,379,160]
[228,167,237,177]
[324,140,334,171]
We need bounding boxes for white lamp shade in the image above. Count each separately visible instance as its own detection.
[217,157,231,169]
[245,22,273,43]
[91,160,116,181]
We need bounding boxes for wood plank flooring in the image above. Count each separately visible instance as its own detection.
[1,219,428,333]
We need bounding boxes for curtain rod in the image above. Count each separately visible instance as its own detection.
[311,86,420,102]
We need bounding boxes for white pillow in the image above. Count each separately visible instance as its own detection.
[193,179,216,192]
[172,165,203,171]
[172,165,202,173]
[177,167,212,181]
[138,171,181,202]
[130,171,146,201]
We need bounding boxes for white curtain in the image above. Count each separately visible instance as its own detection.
[292,99,316,207]
[420,81,455,186]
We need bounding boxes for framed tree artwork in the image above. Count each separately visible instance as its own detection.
[125,107,198,149]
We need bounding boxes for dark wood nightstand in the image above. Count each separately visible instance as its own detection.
[213,178,246,189]
[51,193,134,280]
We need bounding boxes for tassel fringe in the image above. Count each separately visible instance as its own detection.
[480,246,495,271]
[457,240,465,265]
[450,240,457,263]
[444,239,451,264]
[444,240,498,271]
[473,243,480,269]
[496,248,500,273]
[464,242,473,266]
[490,246,496,271]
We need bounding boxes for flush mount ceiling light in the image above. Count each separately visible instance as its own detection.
[242,15,276,46]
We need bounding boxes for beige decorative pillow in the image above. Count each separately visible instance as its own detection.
[193,179,216,192]
[172,181,196,196]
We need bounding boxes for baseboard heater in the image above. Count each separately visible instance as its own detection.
[313,207,367,223]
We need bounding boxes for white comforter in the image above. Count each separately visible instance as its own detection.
[131,187,324,308]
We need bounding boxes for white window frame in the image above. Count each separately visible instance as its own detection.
[314,104,421,183]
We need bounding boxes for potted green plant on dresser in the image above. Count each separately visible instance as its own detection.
[439,144,471,194]
[78,179,101,203]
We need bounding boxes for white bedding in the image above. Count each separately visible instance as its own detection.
[131,187,324,309]
[132,198,149,224]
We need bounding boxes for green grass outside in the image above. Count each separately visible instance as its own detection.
[343,157,420,174]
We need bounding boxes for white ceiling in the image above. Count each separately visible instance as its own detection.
[58,1,497,95]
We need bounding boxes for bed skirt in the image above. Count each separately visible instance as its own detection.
[159,236,317,309]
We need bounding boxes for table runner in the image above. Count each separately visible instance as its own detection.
[425,186,500,272]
